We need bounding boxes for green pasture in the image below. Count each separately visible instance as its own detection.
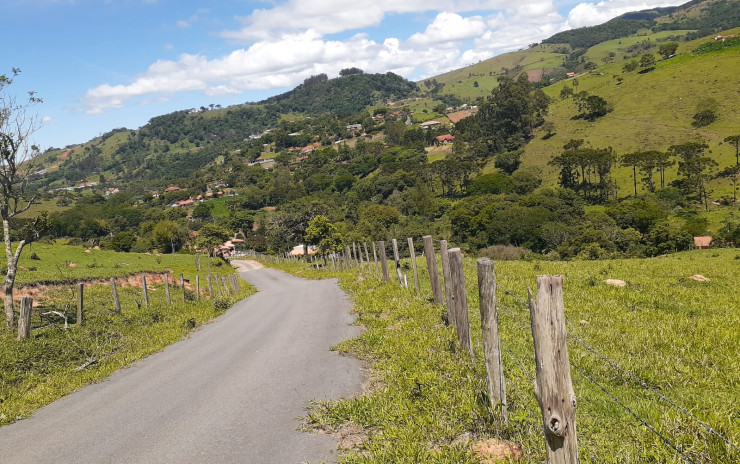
[268,248,739,463]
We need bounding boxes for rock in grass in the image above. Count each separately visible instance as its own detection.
[605,279,627,287]
[472,439,523,462]
[690,274,710,282]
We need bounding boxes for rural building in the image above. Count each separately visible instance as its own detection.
[346,124,363,131]
[164,186,181,192]
[435,134,455,145]
[693,236,712,249]
[420,120,442,129]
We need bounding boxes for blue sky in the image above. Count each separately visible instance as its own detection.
[2,0,685,149]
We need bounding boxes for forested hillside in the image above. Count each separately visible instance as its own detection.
[17,0,740,263]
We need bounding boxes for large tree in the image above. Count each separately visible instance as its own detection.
[1,69,42,328]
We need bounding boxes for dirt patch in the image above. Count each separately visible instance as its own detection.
[314,422,370,452]
[472,439,523,462]
[525,69,544,82]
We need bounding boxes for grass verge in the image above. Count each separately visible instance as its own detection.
[263,250,739,463]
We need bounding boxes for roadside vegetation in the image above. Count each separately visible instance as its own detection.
[266,249,739,463]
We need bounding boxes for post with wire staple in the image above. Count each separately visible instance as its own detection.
[529,275,579,463]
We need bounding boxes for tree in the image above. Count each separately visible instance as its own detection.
[305,215,343,257]
[691,98,718,128]
[670,141,717,211]
[339,67,364,76]
[724,134,740,166]
[639,53,656,70]
[196,223,231,257]
[658,42,679,58]
[622,60,639,72]
[494,150,522,175]
[153,220,187,253]
[559,86,574,100]
[1,69,42,328]
[621,151,643,196]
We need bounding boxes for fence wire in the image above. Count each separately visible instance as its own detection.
[497,284,740,455]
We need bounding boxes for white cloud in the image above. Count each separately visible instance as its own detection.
[566,0,685,29]
[408,12,486,45]
[42,115,55,125]
[164,43,174,50]
[81,0,686,113]
[176,20,191,28]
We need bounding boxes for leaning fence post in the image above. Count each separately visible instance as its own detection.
[110,278,121,314]
[165,273,172,305]
[407,237,420,294]
[196,275,201,300]
[448,248,473,361]
[529,275,578,463]
[77,283,84,326]
[378,241,390,282]
[391,239,403,285]
[180,273,186,302]
[477,258,507,422]
[141,275,149,307]
[440,240,455,327]
[423,236,443,305]
[18,297,33,340]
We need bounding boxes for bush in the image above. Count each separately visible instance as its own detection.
[478,245,532,261]
[30,253,40,260]
[213,297,230,312]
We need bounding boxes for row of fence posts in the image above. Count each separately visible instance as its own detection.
[245,238,578,463]
[17,270,242,341]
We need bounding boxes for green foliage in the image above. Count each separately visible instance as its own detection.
[494,150,522,175]
[153,220,188,253]
[467,173,514,196]
[110,231,136,252]
[692,36,740,54]
[658,42,679,58]
[305,215,343,255]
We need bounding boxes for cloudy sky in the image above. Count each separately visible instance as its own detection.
[2,0,685,149]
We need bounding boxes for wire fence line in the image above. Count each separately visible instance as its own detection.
[571,360,697,463]
[498,284,740,456]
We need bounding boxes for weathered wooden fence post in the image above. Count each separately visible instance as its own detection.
[180,273,186,302]
[363,242,371,271]
[141,275,149,308]
[77,283,84,326]
[196,275,201,300]
[378,241,390,282]
[110,278,121,314]
[195,252,201,271]
[17,297,33,340]
[165,273,172,305]
[407,238,420,294]
[345,246,353,268]
[529,275,579,464]
[477,258,507,422]
[423,236,443,305]
[372,241,379,276]
[440,240,455,327]
[448,248,473,361]
[391,239,403,285]
[207,274,214,298]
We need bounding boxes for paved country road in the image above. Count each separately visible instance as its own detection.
[0,261,363,463]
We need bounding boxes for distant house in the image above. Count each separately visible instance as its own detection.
[164,186,181,193]
[346,124,363,131]
[151,191,160,198]
[420,120,442,129]
[693,236,712,249]
[106,187,120,196]
[435,134,455,145]
[566,72,578,78]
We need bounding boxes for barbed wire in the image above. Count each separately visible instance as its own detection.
[497,284,530,308]
[571,360,696,463]
[578,435,602,464]
[497,284,740,454]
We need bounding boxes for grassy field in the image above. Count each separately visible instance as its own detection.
[265,248,739,463]
[6,243,228,286]
[0,246,252,426]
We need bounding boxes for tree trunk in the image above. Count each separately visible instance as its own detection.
[4,219,26,328]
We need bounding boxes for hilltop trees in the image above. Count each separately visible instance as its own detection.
[1,69,42,328]
[669,141,717,211]
[549,140,617,202]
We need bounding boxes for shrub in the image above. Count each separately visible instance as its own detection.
[213,297,230,312]
[30,253,40,261]
[478,245,531,261]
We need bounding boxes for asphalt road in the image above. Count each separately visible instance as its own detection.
[0,261,363,463]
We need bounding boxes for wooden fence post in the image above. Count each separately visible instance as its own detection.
[372,241,379,276]
[407,237,420,294]
[529,275,578,464]
[477,258,507,422]
[141,275,149,308]
[345,246,353,268]
[195,252,201,271]
[391,239,403,285]
[363,242,371,271]
[17,297,33,340]
[222,277,231,295]
[196,275,201,300]
[110,278,121,314]
[440,240,455,327]
[207,274,214,298]
[448,248,473,361]
[378,241,390,282]
[77,283,84,326]
[165,273,172,305]
[180,273,186,302]
[423,236,443,305]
